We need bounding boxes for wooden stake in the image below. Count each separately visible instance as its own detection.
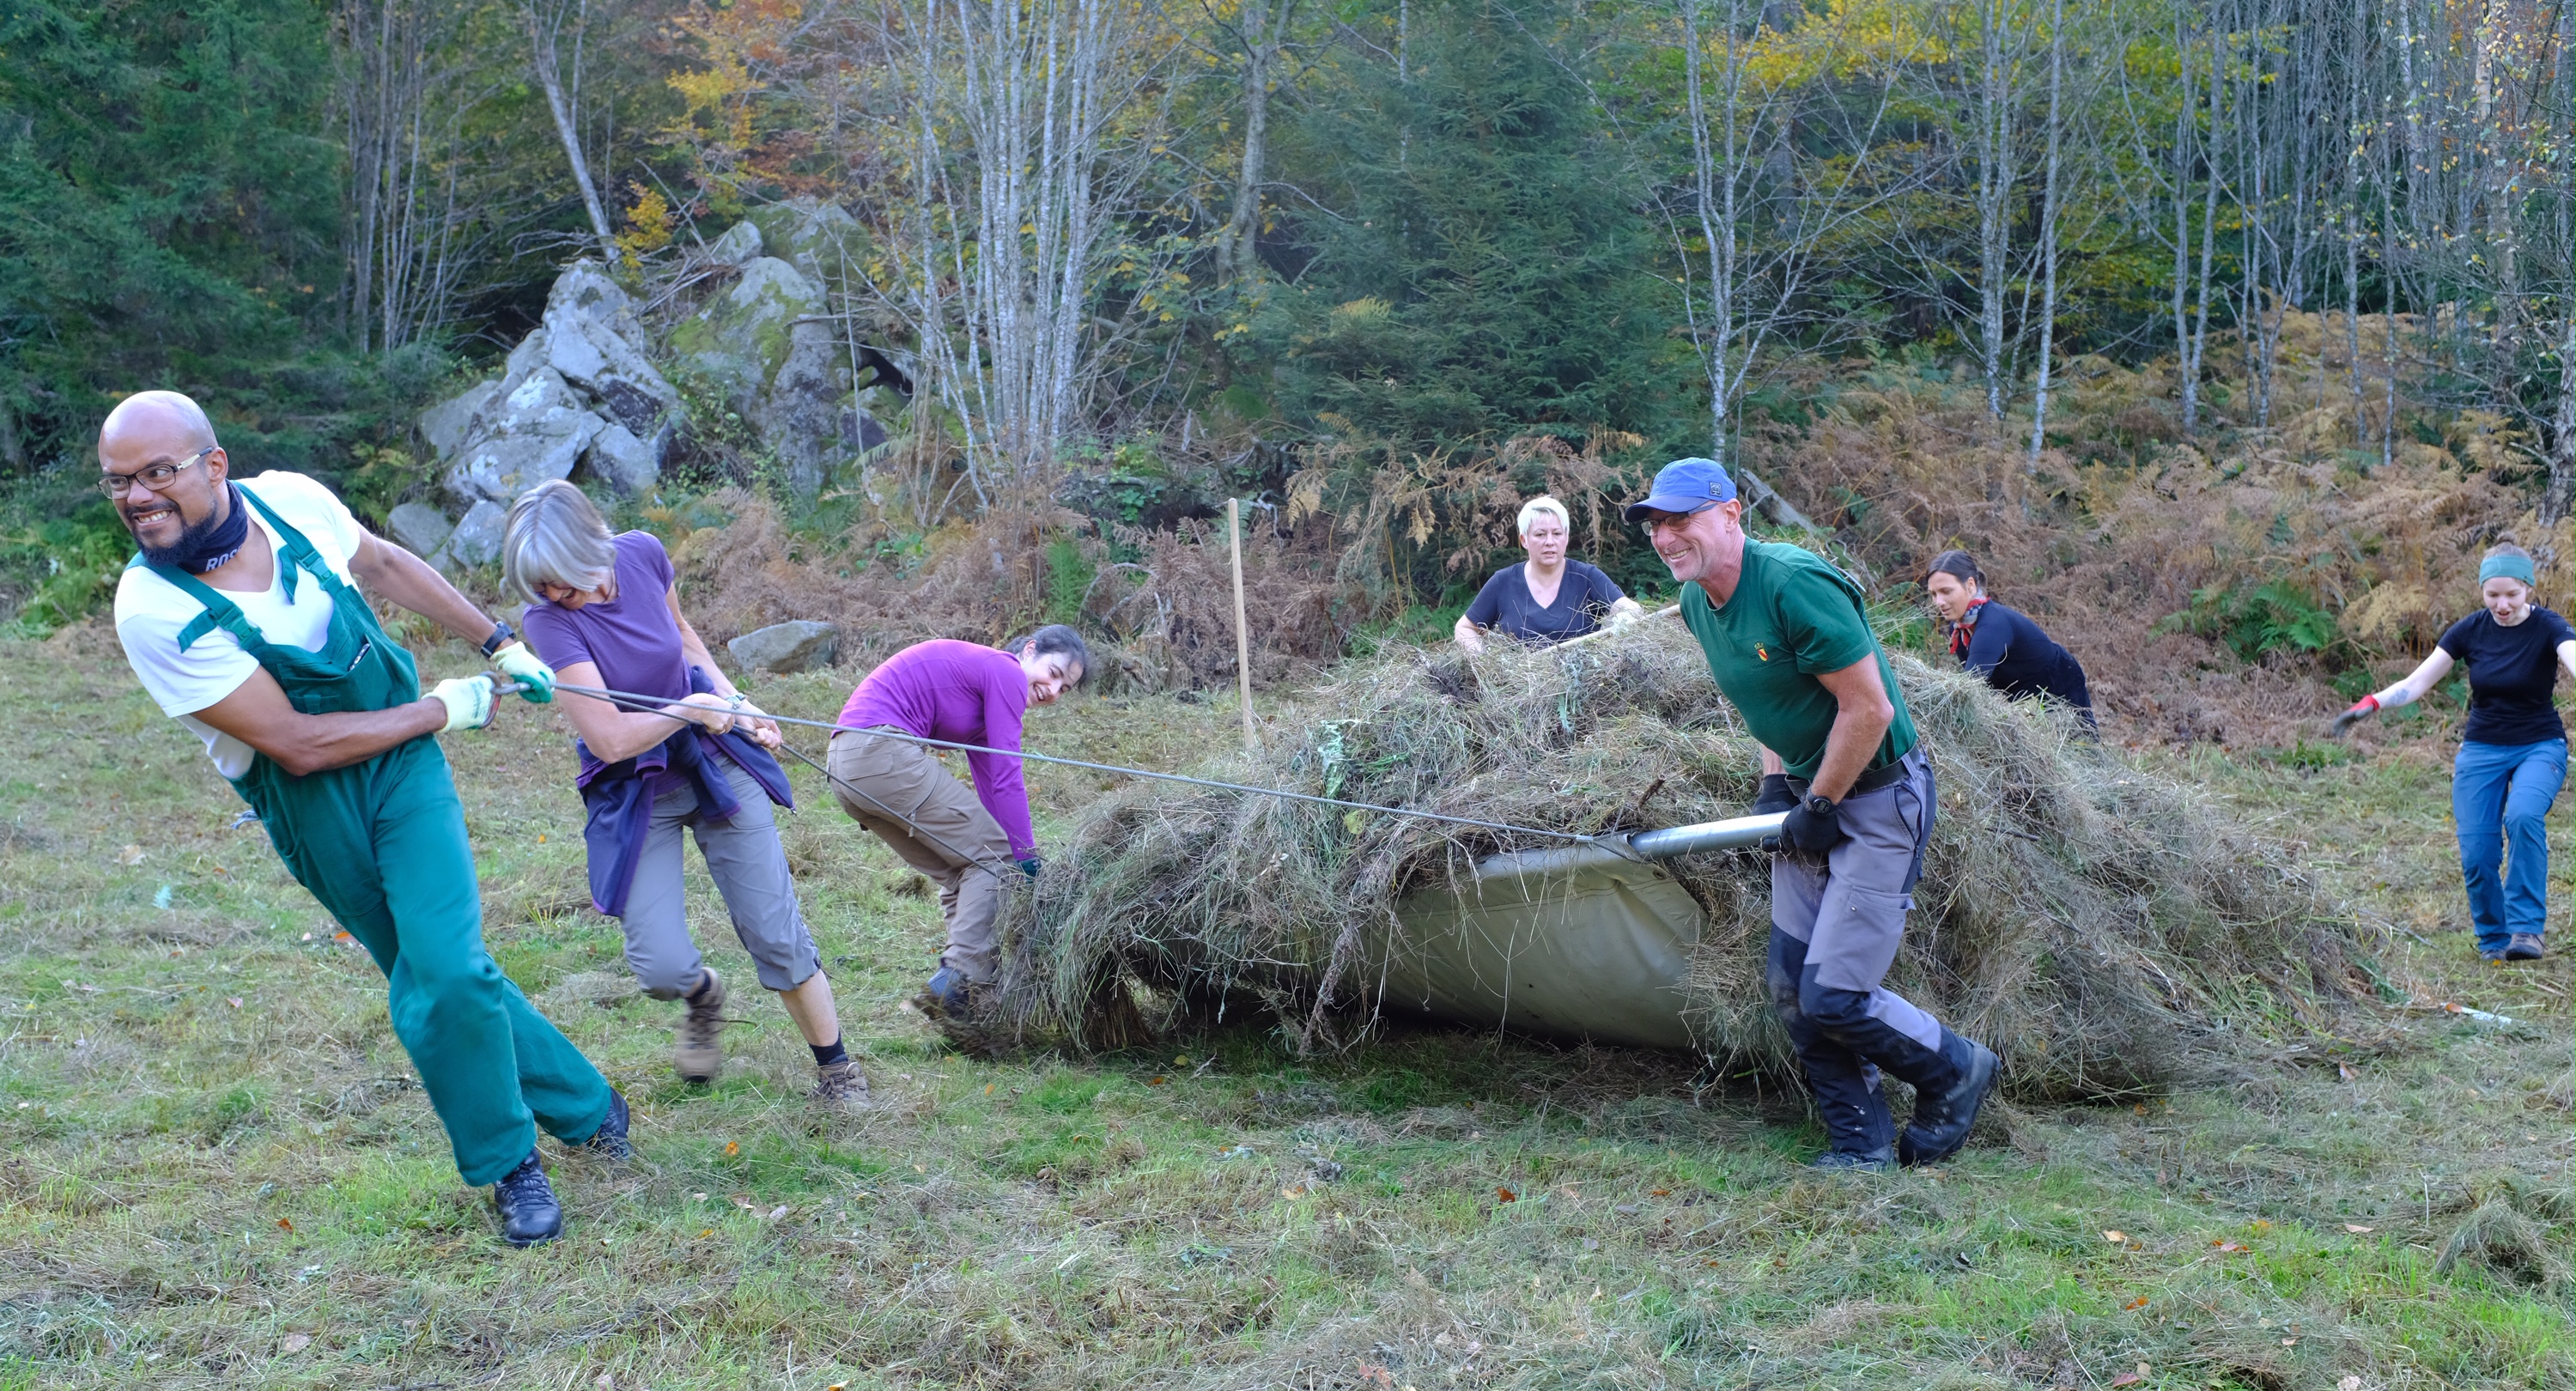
[1230,497,1256,748]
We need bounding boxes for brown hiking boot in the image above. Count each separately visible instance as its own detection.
[813,1056,872,1108]
[674,968,728,1084]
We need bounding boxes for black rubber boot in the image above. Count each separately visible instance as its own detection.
[492,1151,563,1247]
[578,1088,632,1162]
[1898,1032,1999,1167]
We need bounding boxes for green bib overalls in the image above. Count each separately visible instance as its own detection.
[138,490,612,1185]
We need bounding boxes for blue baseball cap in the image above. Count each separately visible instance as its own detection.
[1622,457,1738,525]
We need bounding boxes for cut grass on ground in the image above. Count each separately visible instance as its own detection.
[0,629,2567,1388]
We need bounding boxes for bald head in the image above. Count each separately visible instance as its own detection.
[99,391,218,460]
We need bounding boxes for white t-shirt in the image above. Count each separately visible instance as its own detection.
[114,471,371,780]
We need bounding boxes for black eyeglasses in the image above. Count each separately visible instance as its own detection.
[100,446,216,498]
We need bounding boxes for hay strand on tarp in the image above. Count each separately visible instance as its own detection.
[991,623,2372,1100]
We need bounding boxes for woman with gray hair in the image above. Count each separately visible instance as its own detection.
[1452,495,1645,653]
[503,481,866,1102]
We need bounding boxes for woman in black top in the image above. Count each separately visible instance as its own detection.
[1453,495,1645,651]
[2335,541,2573,963]
[1923,551,2093,723]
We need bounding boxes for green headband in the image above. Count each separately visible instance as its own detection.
[2480,552,2537,586]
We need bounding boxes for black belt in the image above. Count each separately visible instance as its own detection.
[1788,746,1922,800]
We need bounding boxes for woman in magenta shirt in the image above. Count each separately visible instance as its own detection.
[828,628,1089,1014]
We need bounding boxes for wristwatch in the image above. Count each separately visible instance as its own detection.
[478,620,516,659]
[1803,793,1837,816]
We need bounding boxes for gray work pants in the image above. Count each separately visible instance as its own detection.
[826,728,1014,983]
[620,756,822,999]
[1767,748,1974,1155]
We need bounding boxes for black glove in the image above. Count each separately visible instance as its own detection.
[1778,794,1847,855]
[1016,856,1043,881]
[1751,774,1798,815]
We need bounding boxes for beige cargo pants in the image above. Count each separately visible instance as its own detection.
[826,727,1013,981]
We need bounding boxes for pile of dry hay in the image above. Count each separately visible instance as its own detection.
[993,622,2375,1100]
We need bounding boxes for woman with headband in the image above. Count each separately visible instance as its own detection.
[1453,495,1646,652]
[1922,550,2093,726]
[2336,538,2571,962]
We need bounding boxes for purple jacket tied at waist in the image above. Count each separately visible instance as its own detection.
[836,639,1037,857]
[578,665,793,918]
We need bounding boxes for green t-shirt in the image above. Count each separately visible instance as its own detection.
[1680,538,1917,779]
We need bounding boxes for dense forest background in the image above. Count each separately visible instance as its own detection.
[7,0,2576,742]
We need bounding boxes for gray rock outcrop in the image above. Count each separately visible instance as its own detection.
[443,367,601,503]
[435,500,508,568]
[386,501,454,557]
[727,620,841,675]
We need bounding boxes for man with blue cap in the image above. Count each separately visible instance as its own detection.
[1628,457,1997,1169]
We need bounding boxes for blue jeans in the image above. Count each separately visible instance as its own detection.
[2452,738,2566,951]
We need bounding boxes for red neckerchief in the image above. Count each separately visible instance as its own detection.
[1945,596,1990,659]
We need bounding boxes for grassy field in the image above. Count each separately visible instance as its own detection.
[0,625,2568,1389]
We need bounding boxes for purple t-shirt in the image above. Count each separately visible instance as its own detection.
[520,531,690,703]
[838,639,1036,856]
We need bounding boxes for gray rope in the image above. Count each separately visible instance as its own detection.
[542,679,1607,846]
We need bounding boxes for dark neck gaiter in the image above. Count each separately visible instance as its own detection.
[143,481,253,574]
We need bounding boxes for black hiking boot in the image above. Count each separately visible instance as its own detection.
[2504,933,2545,961]
[492,1151,563,1247]
[675,968,728,1084]
[915,966,982,1018]
[576,1088,632,1162]
[1899,1036,2000,1168]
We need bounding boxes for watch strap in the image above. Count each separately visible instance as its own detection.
[479,620,515,658]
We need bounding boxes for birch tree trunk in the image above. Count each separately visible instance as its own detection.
[1214,0,1298,284]
[1970,0,2025,423]
[2026,0,2065,465]
[893,0,1168,491]
[527,0,615,253]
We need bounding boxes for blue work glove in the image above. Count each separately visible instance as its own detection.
[1777,794,1846,855]
[429,676,498,732]
[1751,774,1798,816]
[490,641,556,702]
[1016,856,1043,881]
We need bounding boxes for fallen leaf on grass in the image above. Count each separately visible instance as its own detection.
[118,845,144,866]
[2338,1063,2357,1082]
[279,1333,311,1354]
[2110,1376,2140,1388]
[766,1205,788,1221]
[2281,1337,2298,1347]
[1497,1188,1516,1203]
[2344,1224,2373,1234]
[2123,1297,2148,1309]
[697,1229,714,1239]
[723,1141,738,1157]
[2213,1240,2248,1253]
[1281,1186,1304,1200]
[2250,1218,2273,1231]
[1147,1076,1167,1086]
[2101,1230,2127,1243]
[227,998,243,1009]
[276,1218,292,1231]
[1650,1188,1671,1197]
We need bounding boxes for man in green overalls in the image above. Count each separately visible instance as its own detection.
[104,391,629,1247]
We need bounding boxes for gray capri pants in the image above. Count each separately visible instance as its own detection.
[620,756,822,999]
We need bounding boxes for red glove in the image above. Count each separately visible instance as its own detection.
[2330,694,2379,737]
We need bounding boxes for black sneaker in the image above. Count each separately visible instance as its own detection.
[492,1151,564,1247]
[577,1088,632,1162]
[1809,1147,1893,1172]
[2504,933,2545,961]
[1899,1037,2000,1168]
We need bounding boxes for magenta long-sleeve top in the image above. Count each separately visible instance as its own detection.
[836,639,1037,857]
